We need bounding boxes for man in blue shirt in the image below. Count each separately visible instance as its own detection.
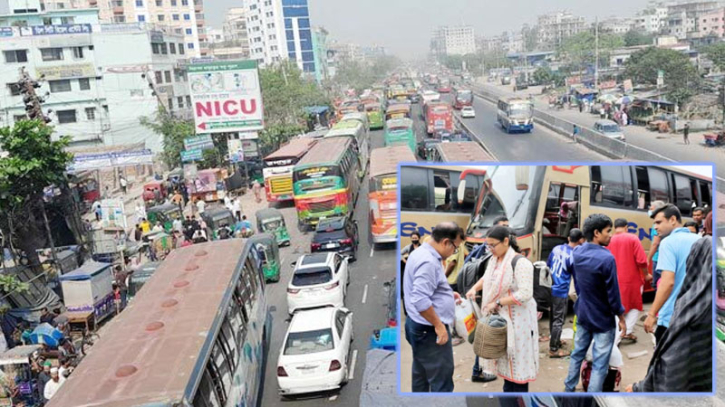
[564,214,626,393]
[644,203,700,344]
[547,228,585,358]
[403,222,464,392]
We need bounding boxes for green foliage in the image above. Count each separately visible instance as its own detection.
[532,67,565,86]
[624,30,654,47]
[259,123,306,156]
[623,47,702,104]
[140,109,195,170]
[704,42,725,71]
[0,274,29,296]
[441,54,485,76]
[332,56,400,93]
[559,32,624,70]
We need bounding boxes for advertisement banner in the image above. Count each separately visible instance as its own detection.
[598,80,617,90]
[68,150,153,172]
[36,63,95,81]
[181,149,203,162]
[623,79,633,93]
[188,60,264,134]
[100,199,127,229]
[241,139,259,158]
[22,24,93,36]
[184,135,214,151]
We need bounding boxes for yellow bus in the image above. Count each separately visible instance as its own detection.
[369,145,417,244]
[401,165,712,275]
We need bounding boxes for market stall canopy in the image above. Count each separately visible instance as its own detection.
[0,345,42,366]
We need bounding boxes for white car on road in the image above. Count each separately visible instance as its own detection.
[421,90,440,104]
[461,106,476,118]
[287,252,349,315]
[277,307,354,397]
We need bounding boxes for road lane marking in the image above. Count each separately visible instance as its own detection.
[362,284,368,304]
[370,247,374,257]
[348,349,358,381]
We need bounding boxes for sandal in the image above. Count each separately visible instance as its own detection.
[539,335,550,342]
[622,334,637,342]
[452,337,464,346]
[549,349,571,358]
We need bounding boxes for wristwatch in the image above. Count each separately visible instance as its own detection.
[495,299,502,307]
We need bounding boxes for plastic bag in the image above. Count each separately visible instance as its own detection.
[455,299,478,344]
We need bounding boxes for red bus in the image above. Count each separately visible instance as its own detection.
[425,102,454,135]
[453,89,473,109]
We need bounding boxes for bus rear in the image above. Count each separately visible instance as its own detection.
[453,89,473,109]
[263,139,316,202]
[293,165,349,227]
[369,146,416,243]
[426,104,453,134]
[384,118,415,153]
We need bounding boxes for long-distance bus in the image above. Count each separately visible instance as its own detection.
[453,89,473,109]
[431,141,494,163]
[47,239,267,407]
[263,138,317,203]
[497,97,534,133]
[292,137,362,228]
[384,118,416,153]
[326,120,370,175]
[369,146,417,244]
[364,102,385,130]
[425,102,454,135]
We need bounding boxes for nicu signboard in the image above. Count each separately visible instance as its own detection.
[188,60,264,134]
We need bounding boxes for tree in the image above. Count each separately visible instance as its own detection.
[705,42,725,72]
[623,47,702,105]
[0,120,73,271]
[522,25,540,52]
[558,32,624,72]
[140,109,195,170]
[624,30,654,47]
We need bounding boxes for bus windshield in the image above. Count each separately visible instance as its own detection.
[509,103,533,118]
[293,166,341,192]
[370,174,397,193]
[469,166,543,235]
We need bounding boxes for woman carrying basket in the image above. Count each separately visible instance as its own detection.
[465,226,539,392]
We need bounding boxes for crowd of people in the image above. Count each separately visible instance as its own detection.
[402,200,714,395]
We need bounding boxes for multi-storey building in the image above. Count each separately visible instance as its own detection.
[40,0,207,57]
[208,7,249,60]
[311,26,329,83]
[537,11,587,49]
[634,6,669,33]
[600,17,635,34]
[431,25,476,56]
[664,1,722,39]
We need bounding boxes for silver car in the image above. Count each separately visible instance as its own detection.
[594,119,626,142]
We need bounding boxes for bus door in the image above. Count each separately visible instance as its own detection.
[538,181,582,262]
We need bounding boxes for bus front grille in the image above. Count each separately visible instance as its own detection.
[270,178,293,194]
[309,200,336,213]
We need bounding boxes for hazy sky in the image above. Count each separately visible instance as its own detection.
[207,0,651,57]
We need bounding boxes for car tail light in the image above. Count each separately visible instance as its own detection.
[311,243,321,250]
[325,282,339,290]
[341,238,352,245]
[277,366,288,377]
[287,288,300,294]
[329,360,342,371]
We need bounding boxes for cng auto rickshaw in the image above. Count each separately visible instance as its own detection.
[146,203,182,233]
[0,345,43,407]
[142,181,168,206]
[249,233,281,282]
[201,207,236,240]
[255,208,290,246]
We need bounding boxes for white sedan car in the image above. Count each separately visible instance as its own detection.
[277,307,354,396]
[287,252,349,315]
[461,106,476,118]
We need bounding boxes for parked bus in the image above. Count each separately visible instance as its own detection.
[431,141,494,163]
[400,165,712,259]
[292,137,362,228]
[497,97,534,133]
[385,104,412,121]
[326,120,370,174]
[425,102,454,135]
[364,102,385,130]
[384,118,416,153]
[263,138,318,203]
[47,239,267,407]
[453,89,473,109]
[369,146,417,244]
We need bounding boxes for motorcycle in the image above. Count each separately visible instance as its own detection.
[703,132,725,147]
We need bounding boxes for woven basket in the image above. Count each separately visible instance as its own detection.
[472,314,508,359]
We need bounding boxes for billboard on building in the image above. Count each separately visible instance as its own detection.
[188,60,264,134]
[36,63,95,80]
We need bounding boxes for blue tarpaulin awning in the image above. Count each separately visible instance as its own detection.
[304,106,330,115]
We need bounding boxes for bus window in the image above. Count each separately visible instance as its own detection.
[193,368,222,407]
[546,184,561,212]
[699,180,712,208]
[401,167,430,210]
[689,178,699,208]
[647,167,670,204]
[673,174,693,216]
[591,166,633,207]
[456,174,480,212]
[433,171,452,211]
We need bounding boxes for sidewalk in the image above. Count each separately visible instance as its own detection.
[400,304,654,393]
[477,80,725,182]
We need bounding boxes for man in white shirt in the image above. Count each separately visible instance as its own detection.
[43,368,65,401]
[173,217,183,235]
[232,197,242,221]
[196,198,206,215]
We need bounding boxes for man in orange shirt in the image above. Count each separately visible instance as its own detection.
[607,218,650,341]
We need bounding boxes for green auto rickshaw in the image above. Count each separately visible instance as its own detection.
[255,208,290,246]
[201,207,236,240]
[249,233,280,282]
[146,203,183,233]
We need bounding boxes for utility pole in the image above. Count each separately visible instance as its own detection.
[594,17,599,90]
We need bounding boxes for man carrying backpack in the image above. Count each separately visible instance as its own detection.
[458,215,509,383]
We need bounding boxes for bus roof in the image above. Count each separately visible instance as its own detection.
[386,105,411,113]
[264,138,317,161]
[385,118,413,128]
[370,146,416,179]
[500,97,533,104]
[296,136,352,168]
[48,240,251,407]
[331,120,363,131]
[437,142,494,162]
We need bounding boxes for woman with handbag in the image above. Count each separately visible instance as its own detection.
[465,226,539,392]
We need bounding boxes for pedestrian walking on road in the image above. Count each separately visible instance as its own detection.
[195,198,206,215]
[252,179,262,203]
[547,228,585,358]
[564,214,626,393]
[644,204,700,345]
[683,122,690,145]
[465,226,539,393]
[607,218,650,342]
[572,125,580,143]
[403,222,464,393]
[233,197,242,221]
[119,176,127,195]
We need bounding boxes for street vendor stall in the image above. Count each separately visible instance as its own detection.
[58,261,115,326]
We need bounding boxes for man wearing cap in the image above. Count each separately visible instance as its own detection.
[43,367,65,401]
[37,361,52,400]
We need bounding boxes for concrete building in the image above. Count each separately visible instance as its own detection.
[95,23,191,151]
[431,25,476,56]
[311,26,329,83]
[208,7,249,60]
[634,5,669,33]
[600,17,635,34]
[39,0,208,57]
[695,6,725,38]
[537,11,587,49]
[206,27,223,44]
[664,1,723,39]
